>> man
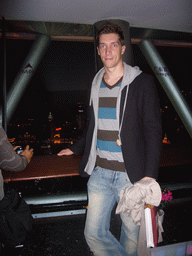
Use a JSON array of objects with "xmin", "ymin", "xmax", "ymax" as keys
[
  {"xmin": 58, "ymin": 23, "xmax": 162, "ymax": 255},
  {"xmin": 0, "ymin": 125, "xmax": 34, "ymax": 200}
]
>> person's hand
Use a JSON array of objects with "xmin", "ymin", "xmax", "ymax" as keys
[
  {"xmin": 141, "ymin": 177, "xmax": 156, "ymax": 181},
  {"xmin": 57, "ymin": 148, "xmax": 74, "ymax": 156},
  {"xmin": 13, "ymin": 146, "xmax": 21, "ymax": 151},
  {"xmin": 20, "ymin": 145, "xmax": 34, "ymax": 163}
]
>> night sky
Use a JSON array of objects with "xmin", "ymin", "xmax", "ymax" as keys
[{"xmin": 1, "ymin": 39, "xmax": 192, "ymax": 128}]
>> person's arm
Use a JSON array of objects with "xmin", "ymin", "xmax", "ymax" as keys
[
  {"xmin": 57, "ymin": 128, "xmax": 87, "ymax": 156},
  {"xmin": 0, "ymin": 126, "xmax": 33, "ymax": 171},
  {"xmin": 58, "ymin": 103, "xmax": 93, "ymax": 157},
  {"xmin": 142, "ymin": 76, "xmax": 162, "ymax": 179}
]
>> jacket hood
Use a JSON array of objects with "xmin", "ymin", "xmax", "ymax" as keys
[
  {"xmin": 121, "ymin": 63, "xmax": 142, "ymax": 90},
  {"xmin": 90, "ymin": 62, "xmax": 142, "ymax": 104}
]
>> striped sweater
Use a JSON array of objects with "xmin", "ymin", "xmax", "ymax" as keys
[
  {"xmin": 96, "ymin": 77, "xmax": 125, "ymax": 172},
  {"xmin": 0, "ymin": 126, "xmax": 28, "ymax": 200}
]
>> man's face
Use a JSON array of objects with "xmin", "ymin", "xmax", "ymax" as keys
[{"xmin": 97, "ymin": 33, "xmax": 126, "ymax": 69}]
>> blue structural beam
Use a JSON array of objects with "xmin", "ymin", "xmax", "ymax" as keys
[
  {"xmin": 139, "ymin": 40, "xmax": 192, "ymax": 138},
  {"xmin": 6, "ymin": 34, "xmax": 51, "ymax": 124}
]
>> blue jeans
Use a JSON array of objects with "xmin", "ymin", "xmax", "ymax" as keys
[{"xmin": 84, "ymin": 167, "xmax": 139, "ymax": 256}]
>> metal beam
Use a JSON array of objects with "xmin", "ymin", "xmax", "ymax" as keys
[
  {"xmin": 139, "ymin": 40, "xmax": 192, "ymax": 138},
  {"xmin": 1, "ymin": 32, "xmax": 192, "ymax": 48},
  {"xmin": 23, "ymin": 183, "xmax": 192, "ymax": 219},
  {"xmin": 24, "ymin": 192, "xmax": 88, "ymax": 219},
  {"xmin": 6, "ymin": 34, "xmax": 51, "ymax": 124},
  {"xmin": 1, "ymin": 17, "xmax": 7, "ymax": 131}
]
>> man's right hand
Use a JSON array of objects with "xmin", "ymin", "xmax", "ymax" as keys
[
  {"xmin": 57, "ymin": 148, "xmax": 74, "ymax": 156},
  {"xmin": 20, "ymin": 145, "xmax": 34, "ymax": 163}
]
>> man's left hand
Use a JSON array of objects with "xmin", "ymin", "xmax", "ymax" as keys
[{"xmin": 141, "ymin": 177, "xmax": 156, "ymax": 181}]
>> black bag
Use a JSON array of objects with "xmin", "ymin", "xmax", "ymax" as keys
[{"xmin": 0, "ymin": 189, "xmax": 34, "ymax": 247}]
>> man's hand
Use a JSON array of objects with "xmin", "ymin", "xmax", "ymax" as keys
[
  {"xmin": 141, "ymin": 177, "xmax": 156, "ymax": 181},
  {"xmin": 13, "ymin": 146, "xmax": 21, "ymax": 151},
  {"xmin": 57, "ymin": 148, "xmax": 74, "ymax": 156},
  {"xmin": 20, "ymin": 145, "xmax": 34, "ymax": 163},
  {"xmin": 142, "ymin": 177, "xmax": 156, "ymax": 209}
]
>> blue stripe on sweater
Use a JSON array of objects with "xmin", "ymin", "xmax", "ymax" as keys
[
  {"xmin": 97, "ymin": 139, "xmax": 121, "ymax": 153},
  {"xmin": 100, "ymin": 81, "xmax": 121, "ymax": 88},
  {"xmin": 98, "ymin": 107, "xmax": 116, "ymax": 119}
]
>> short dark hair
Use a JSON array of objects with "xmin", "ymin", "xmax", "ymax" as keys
[{"xmin": 96, "ymin": 22, "xmax": 125, "ymax": 46}]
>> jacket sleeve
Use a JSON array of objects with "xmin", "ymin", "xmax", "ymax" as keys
[
  {"xmin": 0, "ymin": 126, "xmax": 28, "ymax": 171},
  {"xmin": 70, "ymin": 79, "xmax": 93, "ymax": 156},
  {"xmin": 70, "ymin": 102, "xmax": 93, "ymax": 156},
  {"xmin": 142, "ymin": 76, "xmax": 162, "ymax": 179},
  {"xmin": 70, "ymin": 127, "xmax": 87, "ymax": 155}
]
